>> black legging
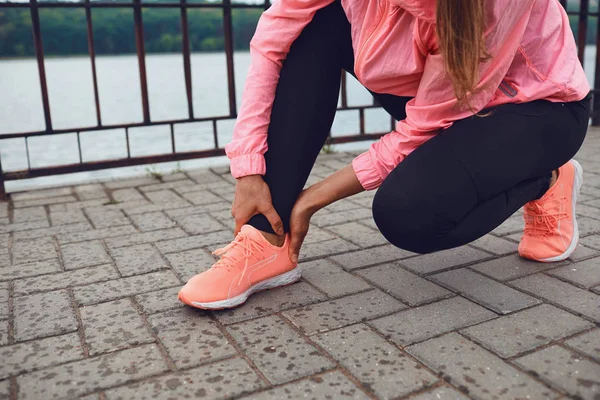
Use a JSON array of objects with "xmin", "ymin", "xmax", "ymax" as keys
[{"xmin": 248, "ymin": 1, "xmax": 590, "ymax": 254}]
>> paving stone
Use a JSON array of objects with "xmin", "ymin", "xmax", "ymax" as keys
[
  {"xmin": 57, "ymin": 225, "xmax": 137, "ymax": 244},
  {"xmin": 0, "ymin": 287, "xmax": 6, "ymax": 320},
  {"xmin": 172, "ymin": 213, "xmax": 224, "ymax": 235},
  {"xmin": 300, "ymin": 238, "xmax": 359, "ymax": 261},
  {"xmin": 61, "ymin": 240, "xmax": 111, "ymax": 270},
  {"xmin": 0, "ymin": 253, "xmax": 8, "ymax": 268},
  {"xmin": 155, "ymin": 230, "xmax": 232, "ymax": 254},
  {"xmin": 18, "ymin": 344, "xmax": 169, "ymax": 400},
  {"xmin": 400, "ymin": 246, "xmax": 490, "ymax": 275},
  {"xmin": 0, "ymin": 259, "xmax": 61, "ymax": 282},
  {"xmin": 0, "ymin": 234, "xmax": 7, "ymax": 254},
  {"xmin": 576, "ymin": 203, "xmax": 600, "ymax": 220},
  {"xmin": 110, "ymin": 244, "xmax": 168, "ymax": 276},
  {"xmin": 149, "ymin": 308, "xmax": 236, "ymax": 368},
  {"xmin": 178, "ymin": 189, "xmax": 224, "ymax": 206},
  {"xmin": 580, "ymin": 234, "xmax": 600, "ymax": 250},
  {"xmin": 165, "ymin": 248, "xmax": 216, "ymax": 281},
  {"xmin": 164, "ymin": 202, "xmax": 231, "ymax": 218},
  {"xmin": 12, "ymin": 206, "xmax": 47, "ymax": 223},
  {"xmin": 73, "ymin": 270, "xmax": 181, "ymax": 306},
  {"xmin": 460, "ymin": 304, "xmax": 593, "ymax": 358},
  {"xmin": 409, "ymin": 386, "xmax": 469, "ymax": 400},
  {"xmin": 568, "ymin": 243, "xmax": 600, "ymax": 262},
  {"xmin": 303, "ymin": 225, "xmax": 336, "ymax": 244},
  {"xmin": 12, "ymin": 222, "xmax": 92, "ymax": 241},
  {"xmin": 85, "ymin": 208, "xmax": 130, "ymax": 229},
  {"xmin": 283, "ymin": 289, "xmax": 406, "ymax": 335},
  {"xmin": 313, "ymin": 324, "xmax": 437, "ymax": 399},
  {"xmin": 113, "ymin": 201, "xmax": 158, "ymax": 215},
  {"xmin": 75, "ymin": 184, "xmax": 108, "ymax": 201},
  {"xmin": 511, "ymin": 274, "xmax": 600, "ymax": 322},
  {"xmin": 11, "ymin": 187, "xmax": 72, "ymax": 202},
  {"xmin": 327, "ymin": 222, "xmax": 388, "ymax": 248},
  {"xmin": 135, "ymin": 286, "xmax": 183, "ymax": 314},
  {"xmin": 0, "ymin": 219, "xmax": 49, "ymax": 234},
  {"xmin": 238, "ymin": 370, "xmax": 368, "ymax": 400},
  {"xmin": 142, "ymin": 189, "xmax": 190, "ymax": 209},
  {"xmin": 491, "ymin": 214, "xmax": 524, "ymax": 236},
  {"xmin": 329, "ymin": 244, "xmax": 415, "ymax": 270},
  {"xmin": 81, "ymin": 298, "xmax": 154, "ymax": 356},
  {"xmin": 322, "ymin": 199, "xmax": 363, "ymax": 213},
  {"xmin": 312, "ymin": 208, "xmax": 372, "ymax": 227},
  {"xmin": 548, "ymin": 256, "xmax": 600, "ymax": 288},
  {"xmin": 49, "ymin": 209, "xmax": 88, "ymax": 226},
  {"xmin": 300, "ymin": 259, "xmax": 372, "ymax": 298},
  {"xmin": 213, "ymin": 281, "xmax": 326, "ymax": 325},
  {"xmin": 174, "ymin": 181, "xmax": 232, "ymax": 195},
  {"xmin": 431, "ymin": 268, "xmax": 541, "ymax": 314},
  {"xmin": 470, "ymin": 234, "xmax": 517, "ymax": 256},
  {"xmin": 14, "ymin": 264, "xmax": 118, "ymax": 296},
  {"xmin": 514, "ymin": 345, "xmax": 600, "ymax": 399},
  {"xmin": 13, "ymin": 195, "xmax": 77, "ymax": 208},
  {"xmin": 0, "ymin": 203, "xmax": 6, "ymax": 219},
  {"xmin": 578, "ymin": 216, "xmax": 600, "ymax": 236},
  {"xmin": 470, "ymin": 254, "xmax": 563, "ymax": 281},
  {"xmin": 0, "ymin": 333, "xmax": 83, "ymax": 379},
  {"xmin": 564, "ymin": 329, "xmax": 600, "ymax": 362},
  {"xmin": 356, "ymin": 263, "xmax": 451, "ymax": 306},
  {"xmin": 0, "ymin": 320, "xmax": 7, "ymax": 346},
  {"xmin": 138, "ymin": 179, "xmax": 195, "ymax": 193},
  {"xmin": 105, "ymin": 228, "xmax": 187, "ymax": 249},
  {"xmin": 14, "ymin": 290, "xmax": 77, "ymax": 342},
  {"xmin": 13, "ymin": 237, "xmax": 57, "ymax": 265},
  {"xmin": 128, "ymin": 211, "xmax": 175, "ymax": 231},
  {"xmin": 49, "ymin": 198, "xmax": 107, "ymax": 212},
  {"xmin": 406, "ymin": 333, "xmax": 558, "ymax": 400},
  {"xmin": 111, "ymin": 188, "xmax": 145, "ymax": 202},
  {"xmin": 105, "ymin": 176, "xmax": 159, "ymax": 190},
  {"xmin": 369, "ymin": 296, "xmax": 496, "ymax": 346},
  {"xmin": 228, "ymin": 315, "xmax": 334, "ymax": 384},
  {"xmin": 187, "ymin": 169, "xmax": 226, "ymax": 183},
  {"xmin": 104, "ymin": 357, "xmax": 264, "ymax": 400}
]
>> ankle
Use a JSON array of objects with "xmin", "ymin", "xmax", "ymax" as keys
[
  {"xmin": 260, "ymin": 230, "xmax": 285, "ymax": 247},
  {"xmin": 549, "ymin": 169, "xmax": 559, "ymax": 189}
]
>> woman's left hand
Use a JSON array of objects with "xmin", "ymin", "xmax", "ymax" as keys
[{"xmin": 289, "ymin": 190, "xmax": 315, "ymax": 264}]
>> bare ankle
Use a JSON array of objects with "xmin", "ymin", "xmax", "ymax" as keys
[
  {"xmin": 549, "ymin": 169, "xmax": 559, "ymax": 188},
  {"xmin": 260, "ymin": 230, "xmax": 285, "ymax": 247}
]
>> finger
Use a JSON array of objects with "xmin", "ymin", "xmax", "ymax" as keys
[
  {"xmin": 233, "ymin": 208, "xmax": 255, "ymax": 236},
  {"xmin": 260, "ymin": 203, "xmax": 284, "ymax": 235},
  {"xmin": 289, "ymin": 230, "xmax": 306, "ymax": 264}
]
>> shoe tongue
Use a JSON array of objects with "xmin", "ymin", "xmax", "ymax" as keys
[{"xmin": 240, "ymin": 225, "xmax": 270, "ymax": 246}]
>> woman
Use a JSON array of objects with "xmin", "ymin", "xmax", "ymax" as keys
[{"xmin": 178, "ymin": 0, "xmax": 590, "ymax": 310}]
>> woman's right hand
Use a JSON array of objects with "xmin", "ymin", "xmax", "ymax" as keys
[{"xmin": 232, "ymin": 175, "xmax": 284, "ymax": 236}]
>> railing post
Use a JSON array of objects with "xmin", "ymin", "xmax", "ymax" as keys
[
  {"xmin": 133, "ymin": 0, "xmax": 151, "ymax": 123},
  {"xmin": 30, "ymin": 0, "xmax": 53, "ymax": 132},
  {"xmin": 0, "ymin": 154, "xmax": 6, "ymax": 201}
]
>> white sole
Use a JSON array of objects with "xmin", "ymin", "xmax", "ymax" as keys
[
  {"xmin": 191, "ymin": 267, "xmax": 302, "ymax": 310},
  {"xmin": 538, "ymin": 160, "xmax": 583, "ymax": 263}
]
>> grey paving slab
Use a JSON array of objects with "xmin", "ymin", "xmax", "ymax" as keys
[
  {"xmin": 57, "ymin": 225, "xmax": 137, "ymax": 244},
  {"xmin": 164, "ymin": 247, "xmax": 216, "ymax": 281},
  {"xmin": 302, "ymin": 225, "xmax": 336, "ymax": 244},
  {"xmin": 179, "ymin": 189, "xmax": 223, "ymax": 206},
  {"xmin": 327, "ymin": 222, "xmax": 388, "ymax": 248},
  {"xmin": 470, "ymin": 234, "xmax": 518, "ymax": 256},
  {"xmin": 0, "ymin": 320, "xmax": 7, "ymax": 346},
  {"xmin": 0, "ymin": 333, "xmax": 83, "ymax": 379},
  {"xmin": 135, "ymin": 286, "xmax": 183, "ymax": 314},
  {"xmin": 491, "ymin": 214, "xmax": 524, "ymax": 236},
  {"xmin": 431, "ymin": 268, "xmax": 541, "ymax": 314},
  {"xmin": 104, "ymin": 176, "xmax": 159, "ymax": 189},
  {"xmin": 13, "ymin": 195, "xmax": 77, "ymax": 208},
  {"xmin": 578, "ymin": 216, "xmax": 600, "ymax": 236},
  {"xmin": 12, "ymin": 222, "xmax": 92, "ymax": 241},
  {"xmin": 139, "ymin": 178, "xmax": 195, "ymax": 192},
  {"xmin": 105, "ymin": 228, "xmax": 187, "ymax": 249},
  {"xmin": 11, "ymin": 187, "xmax": 72, "ymax": 202},
  {"xmin": 299, "ymin": 238, "xmax": 359, "ymax": 261},
  {"xmin": 356, "ymin": 263, "xmax": 451, "ymax": 306},
  {"xmin": 49, "ymin": 209, "xmax": 88, "ymax": 226},
  {"xmin": 144, "ymin": 189, "xmax": 191, "ymax": 208},
  {"xmin": 470, "ymin": 253, "xmax": 564, "ymax": 281},
  {"xmin": 0, "ymin": 219, "xmax": 49, "ymax": 234},
  {"xmin": 172, "ymin": 213, "xmax": 225, "ymax": 235},
  {"xmin": 400, "ymin": 246, "xmax": 490, "ymax": 275},
  {"xmin": 580, "ymin": 233, "xmax": 600, "ymax": 250},
  {"xmin": 0, "ymin": 258, "xmax": 61, "ymax": 282},
  {"xmin": 329, "ymin": 244, "xmax": 415, "ymax": 270},
  {"xmin": 409, "ymin": 386, "xmax": 470, "ymax": 400},
  {"xmin": 313, "ymin": 324, "xmax": 437, "ymax": 399},
  {"xmin": 12, "ymin": 236, "xmax": 57, "ymax": 265},
  {"xmin": 548, "ymin": 256, "xmax": 600, "ymax": 288},
  {"xmin": 369, "ymin": 296, "xmax": 497, "ymax": 347},
  {"xmin": 75, "ymin": 184, "xmax": 107, "ymax": 201},
  {"xmin": 311, "ymin": 208, "xmax": 372, "ymax": 227},
  {"xmin": 514, "ymin": 345, "xmax": 600, "ymax": 399},
  {"xmin": 14, "ymin": 290, "xmax": 77, "ymax": 342},
  {"xmin": 406, "ymin": 333, "xmax": 559, "ymax": 400},
  {"xmin": 511, "ymin": 274, "xmax": 600, "ymax": 321},
  {"xmin": 110, "ymin": 243, "xmax": 168, "ymax": 276},
  {"xmin": 283, "ymin": 289, "xmax": 407, "ymax": 335},
  {"xmin": 49, "ymin": 198, "xmax": 107, "ymax": 212},
  {"xmin": 111, "ymin": 188, "xmax": 146, "ymax": 202},
  {"xmin": 85, "ymin": 208, "xmax": 130, "ymax": 229},
  {"xmin": 149, "ymin": 308, "xmax": 236, "ymax": 368},
  {"xmin": 322, "ymin": 198, "xmax": 363, "ymax": 213},
  {"xmin": 173, "ymin": 181, "xmax": 232, "ymax": 195},
  {"xmin": 0, "ymin": 378, "xmax": 7, "ymax": 400},
  {"xmin": 569, "ymin": 243, "xmax": 600, "ymax": 262},
  {"xmin": 12, "ymin": 206, "xmax": 47, "ymax": 223},
  {"xmin": 164, "ymin": 202, "xmax": 231, "ymax": 218},
  {"xmin": 227, "ymin": 315, "xmax": 334, "ymax": 384},
  {"xmin": 564, "ymin": 329, "xmax": 600, "ymax": 362},
  {"xmin": 61, "ymin": 240, "xmax": 111, "ymax": 270},
  {"xmin": 17, "ymin": 344, "xmax": 169, "ymax": 400},
  {"xmin": 155, "ymin": 230, "xmax": 232, "ymax": 254},
  {"xmin": 460, "ymin": 304, "xmax": 594, "ymax": 358},
  {"xmin": 128, "ymin": 211, "xmax": 176, "ymax": 231},
  {"xmin": 300, "ymin": 259, "xmax": 372, "ymax": 298}
]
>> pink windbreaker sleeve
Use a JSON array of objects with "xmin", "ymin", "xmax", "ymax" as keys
[
  {"xmin": 353, "ymin": 0, "xmax": 536, "ymax": 190},
  {"xmin": 226, "ymin": 0, "xmax": 335, "ymax": 178}
]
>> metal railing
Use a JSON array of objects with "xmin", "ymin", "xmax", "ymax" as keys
[{"xmin": 0, "ymin": 0, "xmax": 598, "ymax": 198}]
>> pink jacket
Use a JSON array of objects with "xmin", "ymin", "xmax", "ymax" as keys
[{"xmin": 226, "ymin": 0, "xmax": 590, "ymax": 190}]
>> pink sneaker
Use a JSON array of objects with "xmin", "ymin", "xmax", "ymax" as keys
[
  {"xmin": 519, "ymin": 160, "xmax": 583, "ymax": 262},
  {"xmin": 178, "ymin": 225, "xmax": 300, "ymax": 310}
]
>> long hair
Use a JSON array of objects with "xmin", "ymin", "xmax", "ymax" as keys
[{"xmin": 436, "ymin": 0, "xmax": 490, "ymax": 104}]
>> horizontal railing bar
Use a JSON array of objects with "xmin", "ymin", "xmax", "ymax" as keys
[{"xmin": 0, "ymin": 2, "xmax": 268, "ymax": 8}]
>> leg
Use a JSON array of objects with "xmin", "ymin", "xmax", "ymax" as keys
[
  {"xmin": 249, "ymin": 1, "xmax": 354, "ymax": 233},
  {"xmin": 373, "ymin": 98, "xmax": 590, "ymax": 254}
]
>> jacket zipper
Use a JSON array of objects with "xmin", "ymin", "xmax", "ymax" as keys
[{"xmin": 355, "ymin": 0, "xmax": 389, "ymax": 82}]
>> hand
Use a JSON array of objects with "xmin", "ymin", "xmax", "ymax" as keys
[
  {"xmin": 288, "ymin": 190, "xmax": 316, "ymax": 264},
  {"xmin": 232, "ymin": 175, "xmax": 284, "ymax": 236}
]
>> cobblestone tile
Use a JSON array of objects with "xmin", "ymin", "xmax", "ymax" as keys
[
  {"xmin": 510, "ymin": 274, "xmax": 600, "ymax": 322},
  {"xmin": 111, "ymin": 188, "xmax": 145, "ymax": 202},
  {"xmin": 18, "ymin": 344, "xmax": 169, "ymax": 400},
  {"xmin": 172, "ymin": 213, "xmax": 224, "ymax": 235},
  {"xmin": 491, "ymin": 214, "xmax": 524, "ymax": 236},
  {"xmin": 322, "ymin": 199, "xmax": 363, "ymax": 213},
  {"xmin": 143, "ymin": 189, "xmax": 190, "ymax": 209},
  {"xmin": 0, "ymin": 203, "xmax": 6, "ymax": 219},
  {"xmin": 110, "ymin": 244, "xmax": 167, "ymax": 276},
  {"xmin": 548, "ymin": 256, "xmax": 600, "ymax": 288},
  {"xmin": 410, "ymin": 386, "xmax": 469, "ymax": 400},
  {"xmin": 85, "ymin": 208, "xmax": 130, "ymax": 229},
  {"xmin": 0, "ymin": 219, "xmax": 49, "ymax": 234},
  {"xmin": 0, "ymin": 259, "xmax": 61, "ymax": 282},
  {"xmin": 174, "ymin": 180, "xmax": 232, "ymax": 195},
  {"xmin": 155, "ymin": 230, "xmax": 232, "ymax": 254},
  {"xmin": 312, "ymin": 208, "xmax": 372, "ymax": 227},
  {"xmin": 138, "ymin": 179, "xmax": 195, "ymax": 193},
  {"xmin": 75, "ymin": 184, "xmax": 108, "ymax": 201},
  {"xmin": 165, "ymin": 248, "xmax": 216, "ymax": 281},
  {"xmin": 128, "ymin": 211, "xmax": 175, "ymax": 231},
  {"xmin": 13, "ymin": 195, "xmax": 77, "ymax": 208},
  {"xmin": 283, "ymin": 289, "xmax": 406, "ymax": 335},
  {"xmin": 406, "ymin": 333, "xmax": 558, "ymax": 400},
  {"xmin": 213, "ymin": 281, "xmax": 326, "ymax": 325},
  {"xmin": 164, "ymin": 202, "xmax": 231, "ymax": 218},
  {"xmin": 57, "ymin": 225, "xmax": 137, "ymax": 244},
  {"xmin": 313, "ymin": 324, "xmax": 437, "ymax": 398},
  {"xmin": 329, "ymin": 244, "xmax": 415, "ymax": 270},
  {"xmin": 73, "ymin": 270, "xmax": 181, "ymax": 306},
  {"xmin": 49, "ymin": 199, "xmax": 107, "ymax": 212},
  {"xmin": 303, "ymin": 226, "xmax": 336, "ymax": 244},
  {"xmin": 14, "ymin": 264, "xmax": 118, "ymax": 296},
  {"xmin": 179, "ymin": 190, "xmax": 223, "ymax": 206},
  {"xmin": 105, "ymin": 228, "xmax": 187, "ymax": 249},
  {"xmin": 0, "ymin": 253, "xmax": 7, "ymax": 268},
  {"xmin": 460, "ymin": 304, "xmax": 593, "ymax": 358},
  {"xmin": 14, "ymin": 290, "xmax": 77, "ymax": 342},
  {"xmin": 514, "ymin": 345, "xmax": 600, "ymax": 399},
  {"xmin": 400, "ymin": 246, "xmax": 490, "ymax": 275},
  {"xmin": 61, "ymin": 240, "xmax": 111, "ymax": 270},
  {"xmin": 13, "ymin": 236, "xmax": 57, "ymax": 265},
  {"xmin": 300, "ymin": 238, "xmax": 359, "ymax": 261},
  {"xmin": 104, "ymin": 176, "xmax": 159, "ymax": 189},
  {"xmin": 238, "ymin": 371, "xmax": 368, "ymax": 400},
  {"xmin": 187, "ymin": 169, "xmax": 226, "ymax": 183},
  {"xmin": 327, "ymin": 222, "xmax": 388, "ymax": 248},
  {"xmin": 580, "ymin": 234, "xmax": 600, "ymax": 250},
  {"xmin": 49, "ymin": 209, "xmax": 87, "ymax": 226},
  {"xmin": 0, "ymin": 234, "xmax": 7, "ymax": 254},
  {"xmin": 576, "ymin": 203, "xmax": 600, "ymax": 220},
  {"xmin": 228, "ymin": 315, "xmax": 334, "ymax": 384},
  {"xmin": 12, "ymin": 206, "xmax": 47, "ymax": 223},
  {"xmin": 356, "ymin": 263, "xmax": 451, "ymax": 306},
  {"xmin": 0, "ymin": 286, "xmax": 6, "ymax": 320},
  {"xmin": 149, "ymin": 308, "xmax": 236, "ymax": 368},
  {"xmin": 369, "ymin": 296, "xmax": 496, "ymax": 347},
  {"xmin": 13, "ymin": 222, "xmax": 92, "ymax": 241},
  {"xmin": 0, "ymin": 320, "xmax": 7, "ymax": 346},
  {"xmin": 0, "ymin": 333, "xmax": 83, "ymax": 379},
  {"xmin": 578, "ymin": 216, "xmax": 600, "ymax": 237},
  {"xmin": 81, "ymin": 298, "xmax": 154, "ymax": 356},
  {"xmin": 104, "ymin": 357, "xmax": 264, "ymax": 400},
  {"xmin": 135, "ymin": 286, "xmax": 183, "ymax": 314},
  {"xmin": 470, "ymin": 254, "xmax": 563, "ymax": 281},
  {"xmin": 300, "ymin": 259, "xmax": 372, "ymax": 298},
  {"xmin": 564, "ymin": 329, "xmax": 600, "ymax": 362},
  {"xmin": 569, "ymin": 243, "xmax": 600, "ymax": 262},
  {"xmin": 470, "ymin": 234, "xmax": 517, "ymax": 256},
  {"xmin": 431, "ymin": 268, "xmax": 540, "ymax": 314},
  {"xmin": 11, "ymin": 187, "xmax": 72, "ymax": 202}
]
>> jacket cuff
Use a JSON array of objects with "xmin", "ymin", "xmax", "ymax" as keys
[
  {"xmin": 352, "ymin": 151, "xmax": 384, "ymax": 191},
  {"xmin": 229, "ymin": 154, "xmax": 267, "ymax": 179}
]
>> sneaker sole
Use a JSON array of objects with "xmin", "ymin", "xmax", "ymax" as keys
[
  {"xmin": 188, "ymin": 267, "xmax": 302, "ymax": 310},
  {"xmin": 538, "ymin": 159, "xmax": 583, "ymax": 263}
]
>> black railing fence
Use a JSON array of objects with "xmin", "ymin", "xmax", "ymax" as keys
[{"xmin": 0, "ymin": 0, "xmax": 598, "ymax": 198}]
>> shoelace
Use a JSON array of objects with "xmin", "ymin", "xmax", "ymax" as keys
[
  {"xmin": 523, "ymin": 193, "xmax": 569, "ymax": 237},
  {"xmin": 212, "ymin": 232, "xmax": 267, "ymax": 286}
]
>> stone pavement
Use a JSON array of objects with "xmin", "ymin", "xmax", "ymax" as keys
[{"xmin": 1, "ymin": 131, "xmax": 600, "ymax": 400}]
